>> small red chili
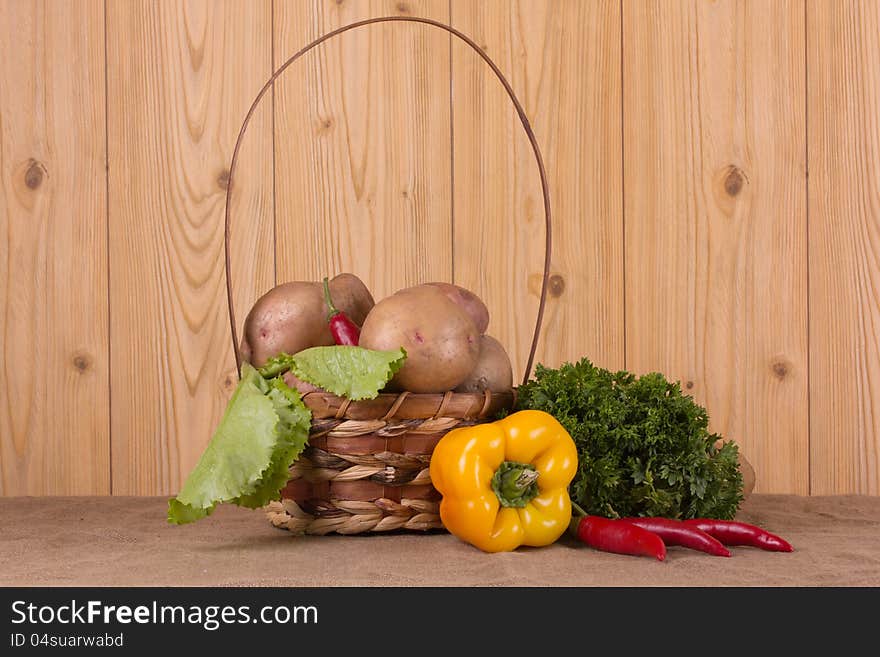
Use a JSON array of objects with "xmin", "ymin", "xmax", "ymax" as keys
[
  {"xmin": 323, "ymin": 276, "xmax": 361, "ymax": 346},
  {"xmin": 620, "ymin": 517, "xmax": 730, "ymax": 557},
  {"xmin": 570, "ymin": 513, "xmax": 666, "ymax": 561},
  {"xmin": 683, "ymin": 519, "xmax": 793, "ymax": 552}
]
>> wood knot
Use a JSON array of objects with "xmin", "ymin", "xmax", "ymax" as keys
[
  {"xmin": 25, "ymin": 159, "xmax": 46, "ymax": 189},
  {"xmin": 72, "ymin": 353, "xmax": 92, "ymax": 372},
  {"xmin": 396, "ymin": 2, "xmax": 410, "ymax": 13},
  {"xmin": 723, "ymin": 166, "xmax": 746, "ymax": 197},
  {"xmin": 548, "ymin": 274, "xmax": 565, "ymax": 297},
  {"xmin": 685, "ymin": 380, "xmax": 694, "ymax": 390},
  {"xmin": 317, "ymin": 117, "xmax": 334, "ymax": 134},
  {"xmin": 221, "ymin": 368, "xmax": 238, "ymax": 391},
  {"xmin": 771, "ymin": 360, "xmax": 789, "ymax": 380},
  {"xmin": 216, "ymin": 170, "xmax": 230, "ymax": 190}
]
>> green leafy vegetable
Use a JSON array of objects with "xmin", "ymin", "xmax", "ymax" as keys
[
  {"xmin": 514, "ymin": 358, "xmax": 743, "ymax": 520},
  {"xmin": 232, "ymin": 376, "xmax": 311, "ymax": 509},
  {"xmin": 167, "ymin": 364, "xmax": 309, "ymax": 524},
  {"xmin": 168, "ymin": 346, "xmax": 406, "ymax": 525},
  {"xmin": 259, "ymin": 346, "xmax": 406, "ymax": 401},
  {"xmin": 257, "ymin": 353, "xmax": 295, "ymax": 379}
]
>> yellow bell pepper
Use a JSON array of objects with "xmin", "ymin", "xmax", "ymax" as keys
[{"xmin": 429, "ymin": 409, "xmax": 578, "ymax": 553}]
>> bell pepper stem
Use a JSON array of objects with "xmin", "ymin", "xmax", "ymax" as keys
[
  {"xmin": 515, "ymin": 468, "xmax": 540, "ymax": 489},
  {"xmin": 491, "ymin": 461, "xmax": 540, "ymax": 508}
]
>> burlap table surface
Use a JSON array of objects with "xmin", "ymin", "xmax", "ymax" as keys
[{"xmin": 2, "ymin": 494, "xmax": 877, "ymax": 587}]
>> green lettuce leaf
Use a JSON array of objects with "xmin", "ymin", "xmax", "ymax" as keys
[
  {"xmin": 257, "ymin": 353, "xmax": 294, "ymax": 379},
  {"xmin": 259, "ymin": 346, "xmax": 406, "ymax": 401},
  {"xmin": 233, "ymin": 376, "xmax": 310, "ymax": 509},
  {"xmin": 287, "ymin": 346, "xmax": 406, "ymax": 400},
  {"xmin": 168, "ymin": 346, "xmax": 405, "ymax": 525},
  {"xmin": 167, "ymin": 363, "xmax": 310, "ymax": 524}
]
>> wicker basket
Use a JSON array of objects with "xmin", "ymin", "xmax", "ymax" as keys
[{"xmin": 221, "ymin": 17, "xmax": 552, "ymax": 535}]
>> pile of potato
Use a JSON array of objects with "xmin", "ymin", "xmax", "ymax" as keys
[{"xmin": 241, "ymin": 274, "xmax": 514, "ymax": 395}]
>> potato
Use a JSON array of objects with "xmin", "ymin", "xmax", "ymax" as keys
[
  {"xmin": 359, "ymin": 285, "xmax": 480, "ymax": 393},
  {"xmin": 423, "ymin": 282, "xmax": 489, "ymax": 334},
  {"xmin": 283, "ymin": 371, "xmax": 323, "ymax": 395},
  {"xmin": 241, "ymin": 273, "xmax": 374, "ymax": 367},
  {"xmin": 454, "ymin": 335, "xmax": 513, "ymax": 393},
  {"xmin": 241, "ymin": 282, "xmax": 332, "ymax": 367},
  {"xmin": 740, "ymin": 452, "xmax": 756, "ymax": 499},
  {"xmin": 327, "ymin": 273, "xmax": 375, "ymax": 327},
  {"xmin": 239, "ymin": 337, "xmax": 253, "ymax": 364},
  {"xmin": 713, "ymin": 441, "xmax": 756, "ymax": 500}
]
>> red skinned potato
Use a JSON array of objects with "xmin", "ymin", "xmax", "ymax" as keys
[
  {"xmin": 239, "ymin": 337, "xmax": 253, "ymax": 365},
  {"xmin": 325, "ymin": 273, "xmax": 375, "ymax": 327},
  {"xmin": 714, "ymin": 439, "xmax": 756, "ymax": 500},
  {"xmin": 241, "ymin": 281, "xmax": 330, "ymax": 368},
  {"xmin": 454, "ymin": 335, "xmax": 513, "ymax": 393},
  {"xmin": 282, "ymin": 371, "xmax": 323, "ymax": 395},
  {"xmin": 241, "ymin": 274, "xmax": 374, "ymax": 367},
  {"xmin": 359, "ymin": 286, "xmax": 480, "ymax": 393},
  {"xmin": 423, "ymin": 282, "xmax": 489, "ymax": 334},
  {"xmin": 740, "ymin": 452, "xmax": 756, "ymax": 499}
]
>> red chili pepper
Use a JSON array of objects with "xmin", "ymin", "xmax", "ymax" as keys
[
  {"xmin": 570, "ymin": 514, "xmax": 666, "ymax": 561},
  {"xmin": 683, "ymin": 519, "xmax": 793, "ymax": 552},
  {"xmin": 620, "ymin": 517, "xmax": 730, "ymax": 557},
  {"xmin": 323, "ymin": 276, "xmax": 360, "ymax": 346}
]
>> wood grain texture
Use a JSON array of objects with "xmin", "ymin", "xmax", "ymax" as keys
[
  {"xmin": 451, "ymin": 0, "xmax": 623, "ymax": 384},
  {"xmin": 273, "ymin": 0, "xmax": 452, "ymax": 302},
  {"xmin": 624, "ymin": 0, "xmax": 808, "ymax": 493},
  {"xmin": 0, "ymin": 0, "xmax": 109, "ymax": 494},
  {"xmin": 107, "ymin": 1, "xmax": 274, "ymax": 495},
  {"xmin": 808, "ymin": 0, "xmax": 880, "ymax": 494},
  {"xmin": 5, "ymin": 0, "xmax": 880, "ymax": 497}
]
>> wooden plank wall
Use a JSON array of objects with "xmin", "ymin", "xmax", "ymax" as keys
[
  {"xmin": 0, "ymin": 0, "xmax": 109, "ymax": 494},
  {"xmin": 273, "ymin": 0, "xmax": 453, "ymax": 300},
  {"xmin": 1, "ymin": 0, "xmax": 878, "ymax": 496},
  {"xmin": 106, "ymin": 0, "xmax": 275, "ymax": 495},
  {"xmin": 624, "ymin": 1, "xmax": 809, "ymax": 494},
  {"xmin": 808, "ymin": 0, "xmax": 880, "ymax": 494}
]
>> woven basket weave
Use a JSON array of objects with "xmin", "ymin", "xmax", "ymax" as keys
[{"xmin": 222, "ymin": 17, "xmax": 552, "ymax": 535}]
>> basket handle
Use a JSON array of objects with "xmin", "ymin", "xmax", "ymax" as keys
[{"xmin": 224, "ymin": 16, "xmax": 552, "ymax": 386}]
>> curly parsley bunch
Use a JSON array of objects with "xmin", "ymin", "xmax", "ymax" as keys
[{"xmin": 515, "ymin": 358, "xmax": 743, "ymax": 519}]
